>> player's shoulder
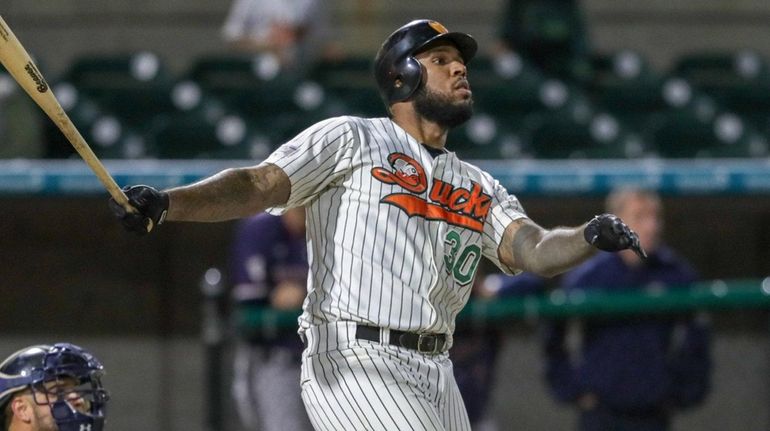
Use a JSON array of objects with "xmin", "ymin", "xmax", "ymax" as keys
[
  {"xmin": 321, "ymin": 115, "xmax": 392, "ymax": 130},
  {"xmin": 298, "ymin": 115, "xmax": 377, "ymax": 138}
]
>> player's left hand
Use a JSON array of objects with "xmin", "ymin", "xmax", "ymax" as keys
[
  {"xmin": 584, "ymin": 213, "xmax": 647, "ymax": 259},
  {"xmin": 109, "ymin": 185, "xmax": 169, "ymax": 235}
]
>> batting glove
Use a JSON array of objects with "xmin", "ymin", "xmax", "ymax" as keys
[
  {"xmin": 109, "ymin": 185, "xmax": 169, "ymax": 235},
  {"xmin": 584, "ymin": 213, "xmax": 647, "ymax": 259}
]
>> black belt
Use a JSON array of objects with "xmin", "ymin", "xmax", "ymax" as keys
[{"xmin": 355, "ymin": 325, "xmax": 447, "ymax": 355}]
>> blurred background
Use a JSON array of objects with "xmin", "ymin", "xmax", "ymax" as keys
[{"xmin": 0, "ymin": 0, "xmax": 769, "ymax": 430}]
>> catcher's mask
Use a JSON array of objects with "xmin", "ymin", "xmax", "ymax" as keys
[
  {"xmin": 374, "ymin": 19, "xmax": 477, "ymax": 106},
  {"xmin": 0, "ymin": 343, "xmax": 109, "ymax": 431}
]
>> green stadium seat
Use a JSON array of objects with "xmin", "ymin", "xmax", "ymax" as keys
[
  {"xmin": 0, "ymin": 66, "xmax": 45, "ymax": 158},
  {"xmin": 673, "ymin": 51, "xmax": 770, "ymax": 129},
  {"xmin": 521, "ymin": 110, "xmax": 637, "ymax": 159},
  {"xmin": 149, "ymin": 112, "xmax": 253, "ymax": 159},
  {"xmin": 645, "ymin": 108, "xmax": 767, "ymax": 158},
  {"xmin": 43, "ymin": 83, "xmax": 103, "ymax": 158},
  {"xmin": 309, "ymin": 55, "xmax": 386, "ymax": 117},
  {"xmin": 188, "ymin": 54, "xmax": 356, "ymax": 139},
  {"xmin": 584, "ymin": 51, "xmax": 668, "ymax": 132},
  {"xmin": 61, "ymin": 51, "xmax": 176, "ymax": 129},
  {"xmin": 471, "ymin": 53, "xmax": 549, "ymax": 123},
  {"xmin": 448, "ymin": 113, "xmax": 531, "ymax": 160},
  {"xmin": 44, "ymin": 89, "xmax": 152, "ymax": 159}
]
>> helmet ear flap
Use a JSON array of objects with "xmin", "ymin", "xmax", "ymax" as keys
[{"xmin": 390, "ymin": 56, "xmax": 423, "ymax": 103}]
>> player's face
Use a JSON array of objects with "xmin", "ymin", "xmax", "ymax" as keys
[
  {"xmin": 13, "ymin": 391, "xmax": 58, "ymax": 431},
  {"xmin": 617, "ymin": 194, "xmax": 663, "ymax": 253},
  {"xmin": 24, "ymin": 378, "xmax": 91, "ymax": 430},
  {"xmin": 412, "ymin": 42, "xmax": 473, "ymax": 128}
]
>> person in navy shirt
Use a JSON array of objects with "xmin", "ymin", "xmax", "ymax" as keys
[
  {"xmin": 229, "ymin": 207, "xmax": 313, "ymax": 431},
  {"xmin": 543, "ymin": 188, "xmax": 712, "ymax": 431}
]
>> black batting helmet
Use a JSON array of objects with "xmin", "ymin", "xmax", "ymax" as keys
[{"xmin": 374, "ymin": 19, "xmax": 477, "ymax": 105}]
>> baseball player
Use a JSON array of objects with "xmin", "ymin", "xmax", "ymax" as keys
[
  {"xmin": 111, "ymin": 19, "xmax": 645, "ymax": 431},
  {"xmin": 0, "ymin": 343, "xmax": 109, "ymax": 431}
]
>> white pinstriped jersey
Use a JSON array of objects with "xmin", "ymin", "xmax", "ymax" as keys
[{"xmin": 264, "ymin": 116, "xmax": 527, "ymax": 341}]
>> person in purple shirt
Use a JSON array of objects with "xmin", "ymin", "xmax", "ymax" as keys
[
  {"xmin": 229, "ymin": 207, "xmax": 313, "ymax": 431},
  {"xmin": 544, "ymin": 188, "xmax": 712, "ymax": 431}
]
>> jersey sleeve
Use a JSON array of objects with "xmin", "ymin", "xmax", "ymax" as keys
[
  {"xmin": 262, "ymin": 116, "xmax": 358, "ymax": 214},
  {"xmin": 481, "ymin": 179, "xmax": 528, "ymax": 275}
]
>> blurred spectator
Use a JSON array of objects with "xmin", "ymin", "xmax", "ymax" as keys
[
  {"xmin": 221, "ymin": 0, "xmax": 340, "ymax": 73},
  {"xmin": 229, "ymin": 207, "xmax": 313, "ymax": 431},
  {"xmin": 493, "ymin": 0, "xmax": 591, "ymax": 80},
  {"xmin": 543, "ymin": 188, "xmax": 712, "ymax": 431},
  {"xmin": 453, "ymin": 268, "xmax": 550, "ymax": 431}
]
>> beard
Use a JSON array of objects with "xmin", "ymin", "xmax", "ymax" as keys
[{"xmin": 412, "ymin": 84, "xmax": 473, "ymax": 129}]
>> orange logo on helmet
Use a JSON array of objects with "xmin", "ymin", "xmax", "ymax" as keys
[{"xmin": 428, "ymin": 21, "xmax": 448, "ymax": 34}]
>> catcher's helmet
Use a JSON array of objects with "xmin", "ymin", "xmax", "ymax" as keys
[
  {"xmin": 374, "ymin": 19, "xmax": 477, "ymax": 105},
  {"xmin": 0, "ymin": 343, "xmax": 109, "ymax": 431}
]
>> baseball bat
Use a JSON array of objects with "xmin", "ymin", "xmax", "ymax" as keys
[{"xmin": 0, "ymin": 15, "xmax": 137, "ymax": 215}]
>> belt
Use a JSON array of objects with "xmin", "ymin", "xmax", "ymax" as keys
[{"xmin": 355, "ymin": 325, "xmax": 447, "ymax": 355}]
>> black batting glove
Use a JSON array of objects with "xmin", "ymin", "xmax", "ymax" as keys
[
  {"xmin": 584, "ymin": 213, "xmax": 647, "ymax": 259},
  {"xmin": 109, "ymin": 185, "xmax": 169, "ymax": 235}
]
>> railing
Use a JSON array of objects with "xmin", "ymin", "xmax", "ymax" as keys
[
  {"xmin": 234, "ymin": 278, "xmax": 770, "ymax": 334},
  {"xmin": 3, "ymin": 158, "xmax": 770, "ymax": 196}
]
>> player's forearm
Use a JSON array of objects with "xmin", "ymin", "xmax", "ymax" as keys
[
  {"xmin": 503, "ymin": 220, "xmax": 596, "ymax": 277},
  {"xmin": 165, "ymin": 164, "xmax": 290, "ymax": 222},
  {"xmin": 525, "ymin": 224, "xmax": 596, "ymax": 277}
]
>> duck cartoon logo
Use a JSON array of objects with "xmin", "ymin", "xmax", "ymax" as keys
[{"xmin": 371, "ymin": 152, "xmax": 491, "ymax": 232}]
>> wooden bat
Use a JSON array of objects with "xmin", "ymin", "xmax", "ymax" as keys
[{"xmin": 0, "ymin": 14, "xmax": 138, "ymax": 215}]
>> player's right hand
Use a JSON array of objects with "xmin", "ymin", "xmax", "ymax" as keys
[
  {"xmin": 584, "ymin": 213, "xmax": 647, "ymax": 259},
  {"xmin": 109, "ymin": 185, "xmax": 169, "ymax": 235}
]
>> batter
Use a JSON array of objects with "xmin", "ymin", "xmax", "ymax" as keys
[{"xmin": 111, "ymin": 19, "xmax": 645, "ymax": 431}]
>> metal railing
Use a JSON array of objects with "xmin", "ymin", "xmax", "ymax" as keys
[{"xmin": 233, "ymin": 278, "xmax": 770, "ymax": 334}]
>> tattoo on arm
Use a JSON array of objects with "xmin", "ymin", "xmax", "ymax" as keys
[
  {"xmin": 503, "ymin": 218, "xmax": 595, "ymax": 277},
  {"xmin": 166, "ymin": 163, "xmax": 291, "ymax": 222},
  {"xmin": 511, "ymin": 221, "xmax": 543, "ymax": 270}
]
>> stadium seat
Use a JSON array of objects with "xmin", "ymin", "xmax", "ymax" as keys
[
  {"xmin": 149, "ymin": 78, "xmax": 300, "ymax": 159},
  {"xmin": 0, "ymin": 66, "xmax": 45, "ymax": 158},
  {"xmin": 188, "ymin": 54, "xmax": 352, "ymax": 140},
  {"xmin": 149, "ymin": 112, "xmax": 254, "ymax": 159},
  {"xmin": 309, "ymin": 55, "xmax": 386, "ymax": 117},
  {"xmin": 187, "ymin": 53, "xmax": 302, "ymax": 101},
  {"xmin": 61, "ymin": 51, "xmax": 176, "ymax": 129},
  {"xmin": 672, "ymin": 51, "xmax": 770, "ymax": 129},
  {"xmin": 448, "ymin": 113, "xmax": 531, "ymax": 160},
  {"xmin": 520, "ymin": 109, "xmax": 638, "ymax": 159},
  {"xmin": 583, "ymin": 51, "xmax": 668, "ymax": 133},
  {"xmin": 645, "ymin": 108, "xmax": 767, "ymax": 158},
  {"xmin": 471, "ymin": 53, "xmax": 550, "ymax": 124}
]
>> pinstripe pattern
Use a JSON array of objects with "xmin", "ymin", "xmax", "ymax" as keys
[
  {"xmin": 263, "ymin": 115, "xmax": 528, "ymax": 429},
  {"xmin": 300, "ymin": 322, "xmax": 471, "ymax": 431},
  {"xmin": 265, "ymin": 116, "xmax": 527, "ymax": 338}
]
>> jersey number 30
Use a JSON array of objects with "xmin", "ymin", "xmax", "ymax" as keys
[{"xmin": 443, "ymin": 231, "xmax": 482, "ymax": 286}]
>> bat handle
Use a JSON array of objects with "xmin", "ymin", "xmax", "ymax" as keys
[
  {"xmin": 110, "ymin": 186, "xmax": 156, "ymax": 232},
  {"xmin": 110, "ymin": 186, "xmax": 136, "ymax": 213}
]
